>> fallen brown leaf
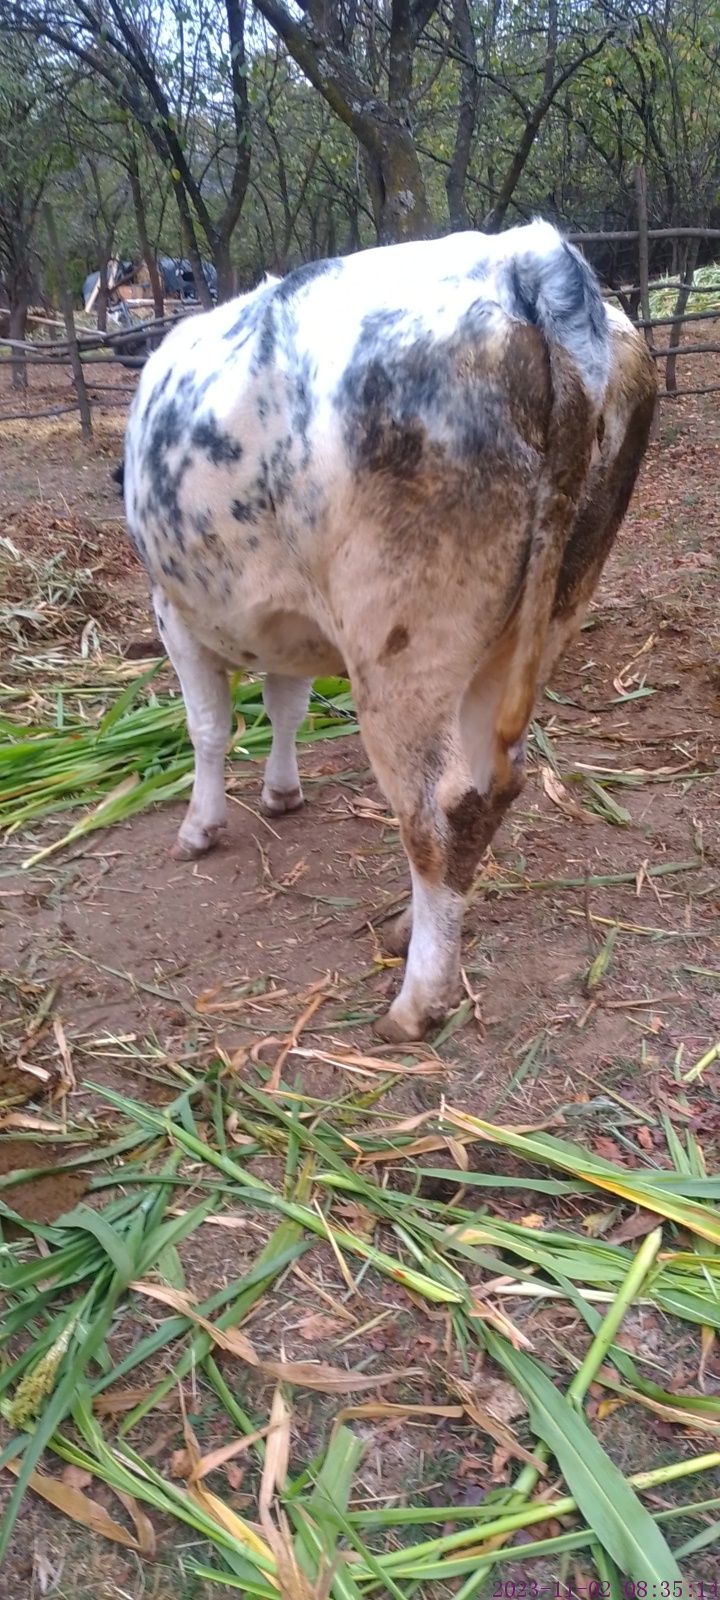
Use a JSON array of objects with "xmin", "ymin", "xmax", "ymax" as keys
[
  {"xmin": 295, "ymin": 1312, "xmax": 349, "ymax": 1342},
  {"xmin": 449, "ymin": 1375, "xmax": 541, "ymax": 1472},
  {"xmin": 93, "ymin": 1385, "xmax": 168, "ymax": 1416},
  {"xmin": 608, "ymin": 1208, "xmax": 661, "ymax": 1244},
  {"xmin": 131, "ymin": 1281, "xmax": 417, "ymax": 1391},
  {"xmin": 490, "ymin": 1445, "xmax": 512, "ymax": 1481},
  {"xmin": 335, "ymin": 1401, "xmax": 463, "ymax": 1427},
  {"xmin": 3, "ymin": 1460, "xmax": 139, "ymax": 1549},
  {"xmin": 260, "ymin": 1507, "xmax": 324, "ymax": 1600},
  {"xmin": 541, "ymin": 765, "xmax": 596, "ymax": 823},
  {"xmin": 192, "ymin": 1429, "xmax": 269, "ymax": 1485},
  {"xmin": 52, "ymin": 1016, "xmax": 76, "ymax": 1093},
  {"xmin": 169, "ymin": 1448, "xmax": 193, "ymax": 1479},
  {"xmin": 290, "ymin": 1044, "xmax": 444, "ymax": 1079},
  {"xmin": 469, "ymin": 1293, "xmax": 534, "ymax": 1352},
  {"xmin": 186, "ymin": 1481, "xmax": 276, "ymax": 1571},
  {"xmin": 593, "ymin": 1136, "xmax": 626, "ymax": 1163},
  {"xmin": 113, "ymin": 1488, "xmax": 156, "ymax": 1556},
  {"xmin": 0, "ymin": 1112, "xmax": 61, "ymax": 1132}
]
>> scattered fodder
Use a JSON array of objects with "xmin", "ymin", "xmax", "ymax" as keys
[
  {"xmin": 0, "ymin": 510, "xmax": 128, "ymax": 650},
  {"xmin": 2, "ymin": 1069, "xmax": 720, "ymax": 1591},
  {"xmin": 0, "ymin": 670, "xmax": 357, "ymax": 864},
  {"xmin": 649, "ymin": 263, "xmax": 720, "ymax": 317}
]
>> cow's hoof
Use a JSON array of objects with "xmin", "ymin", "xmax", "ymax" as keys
[
  {"xmin": 375, "ymin": 1004, "xmax": 431, "ymax": 1044},
  {"xmin": 382, "ymin": 908, "xmax": 412, "ymax": 957},
  {"xmin": 259, "ymin": 786, "xmax": 304, "ymax": 817},
  {"xmin": 170, "ymin": 823, "xmax": 225, "ymax": 860}
]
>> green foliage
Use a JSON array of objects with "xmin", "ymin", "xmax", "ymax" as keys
[
  {"xmin": 0, "ymin": 34, "xmax": 72, "ymax": 301},
  {"xmin": 1, "ymin": 2, "xmax": 718, "ymax": 295}
]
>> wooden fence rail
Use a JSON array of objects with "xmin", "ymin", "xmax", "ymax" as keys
[
  {"xmin": 569, "ymin": 227, "xmax": 720, "ymax": 243},
  {"xmin": 0, "ymin": 348, "xmax": 149, "ymax": 367},
  {"xmin": 636, "ymin": 307, "xmax": 720, "ymax": 329}
]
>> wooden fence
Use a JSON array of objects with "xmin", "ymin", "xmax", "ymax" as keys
[
  {"xmin": 0, "ymin": 303, "xmax": 197, "ymax": 433},
  {"xmin": 2, "ymin": 192, "xmax": 719, "ymax": 432}
]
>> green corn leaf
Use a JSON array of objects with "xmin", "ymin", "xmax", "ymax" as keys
[
  {"xmin": 55, "ymin": 1204, "xmax": 135, "ymax": 1283},
  {"xmin": 294, "ymin": 1424, "xmax": 364, "ymax": 1585},
  {"xmin": 486, "ymin": 1336, "xmax": 684, "ymax": 1586},
  {"xmin": 98, "ymin": 658, "xmax": 163, "ymax": 735}
]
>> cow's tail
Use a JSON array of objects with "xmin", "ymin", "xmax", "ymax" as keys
[
  {"xmin": 507, "ymin": 226, "xmax": 610, "ymax": 404},
  {"xmin": 489, "ymin": 229, "xmax": 610, "ymax": 784}
]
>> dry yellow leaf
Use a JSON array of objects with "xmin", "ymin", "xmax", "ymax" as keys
[
  {"xmin": 187, "ymin": 1481, "xmax": 277, "ymax": 1576},
  {"xmin": 191, "ymin": 1427, "xmax": 269, "ymax": 1484},
  {"xmin": 4, "ymin": 1460, "xmax": 139, "ymax": 1549},
  {"xmin": 540, "ymin": 764, "xmax": 595, "ymax": 823},
  {"xmin": 259, "ymin": 1388, "xmax": 291, "ymax": 1520},
  {"xmin": 113, "ymin": 1488, "xmax": 156, "ymax": 1556}
]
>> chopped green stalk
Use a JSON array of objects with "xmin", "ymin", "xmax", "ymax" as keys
[{"xmin": 567, "ymin": 1227, "xmax": 663, "ymax": 1408}]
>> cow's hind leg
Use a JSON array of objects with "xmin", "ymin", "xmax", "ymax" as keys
[
  {"xmin": 373, "ymin": 651, "xmax": 530, "ymax": 1024},
  {"xmin": 357, "ymin": 652, "xmax": 529, "ymax": 1042},
  {"xmin": 260, "ymin": 675, "xmax": 312, "ymax": 816},
  {"xmin": 153, "ymin": 591, "xmax": 231, "ymax": 860}
]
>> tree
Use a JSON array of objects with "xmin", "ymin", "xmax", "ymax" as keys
[
  {"xmin": 55, "ymin": 76, "xmax": 171, "ymax": 316},
  {"xmin": 252, "ymin": 0, "xmax": 440, "ymax": 243},
  {"xmin": 0, "ymin": 36, "xmax": 66, "ymax": 385},
  {"xmin": 8, "ymin": 0, "xmax": 253, "ymax": 300},
  {"xmin": 2, "ymin": 0, "xmax": 719, "ymax": 319},
  {"xmin": 126, "ymin": 137, "xmax": 166, "ymax": 318}
]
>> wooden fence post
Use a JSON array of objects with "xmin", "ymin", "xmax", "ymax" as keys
[
  {"xmin": 43, "ymin": 203, "xmax": 93, "ymax": 440},
  {"xmin": 634, "ymin": 165, "xmax": 653, "ymax": 347}
]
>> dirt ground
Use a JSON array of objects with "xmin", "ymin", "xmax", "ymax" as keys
[{"xmin": 1, "ymin": 355, "xmax": 720, "ymax": 1596}]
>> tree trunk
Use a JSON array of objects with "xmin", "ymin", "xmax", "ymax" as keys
[
  {"xmin": 483, "ymin": 26, "xmax": 611, "ymax": 232},
  {"xmin": 376, "ymin": 132, "xmax": 433, "ymax": 243},
  {"xmin": 252, "ymin": 0, "xmax": 434, "ymax": 245},
  {"xmin": 446, "ymin": 0, "xmax": 477, "ymax": 229},
  {"xmin": 483, "ymin": 115, "xmax": 545, "ymax": 231},
  {"xmin": 388, "ymin": 0, "xmax": 413, "ymax": 117},
  {"xmin": 213, "ymin": 238, "xmax": 236, "ymax": 302},
  {"xmin": 665, "ymin": 240, "xmax": 699, "ymax": 394},
  {"xmin": 9, "ymin": 299, "xmax": 29, "ymax": 391},
  {"xmin": 44, "ymin": 202, "xmax": 93, "ymax": 440},
  {"xmin": 147, "ymin": 256, "xmax": 165, "ymax": 322},
  {"xmin": 326, "ymin": 196, "xmax": 337, "ymax": 257},
  {"xmin": 346, "ymin": 199, "xmax": 362, "ymax": 253},
  {"xmin": 128, "ymin": 146, "xmax": 165, "ymax": 318},
  {"xmin": 173, "ymin": 179, "xmax": 213, "ymax": 308},
  {"xmin": 634, "ymin": 162, "xmax": 652, "ymax": 339},
  {"xmin": 308, "ymin": 204, "xmax": 319, "ymax": 258},
  {"xmin": 96, "ymin": 257, "xmax": 109, "ymax": 333}
]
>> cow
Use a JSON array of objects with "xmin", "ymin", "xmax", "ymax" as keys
[{"xmin": 121, "ymin": 221, "xmax": 657, "ymax": 1042}]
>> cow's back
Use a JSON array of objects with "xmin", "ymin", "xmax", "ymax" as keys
[{"xmin": 123, "ymin": 223, "xmax": 612, "ymax": 672}]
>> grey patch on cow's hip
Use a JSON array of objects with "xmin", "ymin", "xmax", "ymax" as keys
[{"xmin": 191, "ymin": 414, "xmax": 243, "ymax": 465}]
